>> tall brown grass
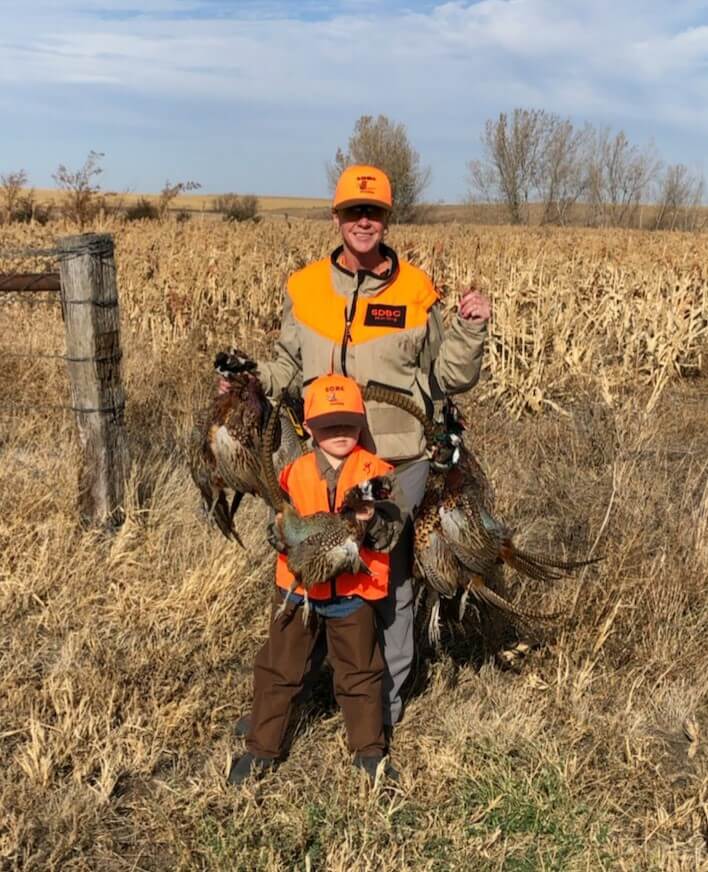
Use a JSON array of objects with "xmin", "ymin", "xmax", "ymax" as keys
[{"xmin": 1, "ymin": 219, "xmax": 706, "ymax": 870}]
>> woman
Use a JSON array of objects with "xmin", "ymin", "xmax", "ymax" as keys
[{"xmin": 240, "ymin": 164, "xmax": 490, "ymax": 739}]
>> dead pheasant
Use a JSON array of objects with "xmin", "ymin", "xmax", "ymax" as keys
[
  {"xmin": 189, "ymin": 348, "xmax": 302, "ymax": 545},
  {"xmin": 371, "ymin": 392, "xmax": 599, "ymax": 643},
  {"xmin": 273, "ymin": 501, "xmax": 371, "ymax": 622}
]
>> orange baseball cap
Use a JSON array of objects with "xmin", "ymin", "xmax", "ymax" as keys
[
  {"xmin": 304, "ymin": 374, "xmax": 366, "ymax": 429},
  {"xmin": 333, "ymin": 164, "xmax": 393, "ymax": 211}
]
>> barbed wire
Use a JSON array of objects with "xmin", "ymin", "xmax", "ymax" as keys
[
  {"xmin": 0, "ymin": 273, "xmax": 59, "ymax": 290},
  {"xmin": 0, "ymin": 236, "xmax": 113, "ymax": 262},
  {"xmin": 0, "ymin": 297, "xmax": 60, "ymax": 306},
  {"xmin": 0, "ymin": 399, "xmax": 125, "ymax": 415},
  {"xmin": 0, "ymin": 400, "xmax": 72, "ymax": 414},
  {"xmin": 0, "ymin": 350, "xmax": 66, "ymax": 360},
  {"xmin": 0, "ymin": 349, "xmax": 122, "ymax": 364},
  {"xmin": 65, "ymin": 299, "xmax": 118, "ymax": 308},
  {"xmin": 0, "ymin": 295, "xmax": 119, "ymax": 309},
  {"xmin": 0, "ymin": 246, "xmax": 61, "ymax": 258}
]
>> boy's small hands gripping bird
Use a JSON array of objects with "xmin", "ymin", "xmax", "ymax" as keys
[{"xmin": 271, "ymin": 476, "xmax": 393, "ymax": 623}]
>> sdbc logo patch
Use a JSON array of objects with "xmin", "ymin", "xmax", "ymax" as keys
[{"xmin": 364, "ymin": 304, "xmax": 406, "ymax": 329}]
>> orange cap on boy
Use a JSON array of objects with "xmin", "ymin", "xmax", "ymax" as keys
[{"xmin": 304, "ymin": 374, "xmax": 366, "ymax": 429}]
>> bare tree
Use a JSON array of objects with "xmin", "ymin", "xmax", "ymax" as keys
[
  {"xmin": 469, "ymin": 110, "xmax": 703, "ymax": 230},
  {"xmin": 328, "ymin": 115, "xmax": 431, "ymax": 223},
  {"xmin": 468, "ymin": 109, "xmax": 548, "ymax": 224},
  {"xmin": 53, "ymin": 151, "xmax": 104, "ymax": 230},
  {"xmin": 585, "ymin": 130, "xmax": 661, "ymax": 228},
  {"xmin": 157, "ymin": 180, "xmax": 201, "ymax": 220},
  {"xmin": 0, "ymin": 169, "xmax": 28, "ymax": 221},
  {"xmin": 653, "ymin": 164, "xmax": 705, "ymax": 231},
  {"xmin": 537, "ymin": 120, "xmax": 592, "ymax": 225}
]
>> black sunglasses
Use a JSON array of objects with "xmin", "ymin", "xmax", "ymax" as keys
[{"xmin": 338, "ymin": 204, "xmax": 387, "ymax": 221}]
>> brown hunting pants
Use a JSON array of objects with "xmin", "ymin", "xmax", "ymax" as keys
[{"xmin": 246, "ymin": 591, "xmax": 385, "ymax": 759}]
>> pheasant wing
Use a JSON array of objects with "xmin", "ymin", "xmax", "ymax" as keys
[
  {"xmin": 286, "ymin": 516, "xmax": 362, "ymax": 589},
  {"xmin": 439, "ymin": 503, "xmax": 500, "ymax": 577},
  {"xmin": 415, "ymin": 531, "xmax": 461, "ymax": 598},
  {"xmin": 188, "ymin": 420, "xmax": 244, "ymax": 544}
]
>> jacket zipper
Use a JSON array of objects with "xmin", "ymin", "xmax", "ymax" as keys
[{"xmin": 340, "ymin": 272, "xmax": 363, "ymax": 376}]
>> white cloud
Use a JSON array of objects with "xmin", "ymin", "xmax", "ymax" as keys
[
  {"xmin": 1, "ymin": 0, "xmax": 706, "ymax": 196},
  {"xmin": 2, "ymin": 2, "xmax": 705, "ymax": 110}
]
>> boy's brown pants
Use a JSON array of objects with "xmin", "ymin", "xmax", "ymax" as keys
[{"xmin": 246, "ymin": 591, "xmax": 385, "ymax": 759}]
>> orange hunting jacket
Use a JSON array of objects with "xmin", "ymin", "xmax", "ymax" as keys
[
  {"xmin": 275, "ymin": 446, "xmax": 392, "ymax": 601},
  {"xmin": 256, "ymin": 244, "xmax": 488, "ymax": 463}
]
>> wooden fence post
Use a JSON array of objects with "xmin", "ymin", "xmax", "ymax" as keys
[{"xmin": 58, "ymin": 233, "xmax": 128, "ymax": 528}]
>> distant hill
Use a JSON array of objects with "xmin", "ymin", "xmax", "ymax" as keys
[{"xmin": 21, "ymin": 190, "xmax": 708, "ymax": 228}]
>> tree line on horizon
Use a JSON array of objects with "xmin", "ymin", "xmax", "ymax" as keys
[
  {"xmin": 330, "ymin": 112, "xmax": 706, "ymax": 231},
  {"xmin": 0, "ymin": 154, "xmax": 260, "ymax": 230},
  {"xmin": 1, "ymin": 110, "xmax": 705, "ymax": 230}
]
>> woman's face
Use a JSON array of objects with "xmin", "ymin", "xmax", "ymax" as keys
[{"xmin": 333, "ymin": 205, "xmax": 389, "ymax": 259}]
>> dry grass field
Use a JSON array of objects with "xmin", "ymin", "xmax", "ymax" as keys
[{"xmin": 1, "ymin": 218, "xmax": 707, "ymax": 870}]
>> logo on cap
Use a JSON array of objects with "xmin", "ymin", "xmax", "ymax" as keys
[
  {"xmin": 326, "ymin": 385, "xmax": 344, "ymax": 405},
  {"xmin": 357, "ymin": 174, "xmax": 376, "ymax": 192}
]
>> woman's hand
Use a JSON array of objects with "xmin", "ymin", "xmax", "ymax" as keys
[
  {"xmin": 458, "ymin": 287, "xmax": 491, "ymax": 323},
  {"xmin": 217, "ymin": 377, "xmax": 231, "ymax": 395},
  {"xmin": 355, "ymin": 505, "xmax": 375, "ymax": 522}
]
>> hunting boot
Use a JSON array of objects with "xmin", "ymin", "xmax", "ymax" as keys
[{"xmin": 227, "ymin": 752, "xmax": 275, "ymax": 786}]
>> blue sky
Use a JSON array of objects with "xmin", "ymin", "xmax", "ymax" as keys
[{"xmin": 1, "ymin": 1, "xmax": 707, "ymax": 201}]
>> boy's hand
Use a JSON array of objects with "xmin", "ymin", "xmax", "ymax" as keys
[{"xmin": 355, "ymin": 506, "xmax": 375, "ymax": 522}]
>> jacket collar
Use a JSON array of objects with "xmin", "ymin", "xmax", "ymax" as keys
[
  {"xmin": 330, "ymin": 243, "xmax": 399, "ymax": 284},
  {"xmin": 313, "ymin": 444, "xmax": 362, "ymax": 482}
]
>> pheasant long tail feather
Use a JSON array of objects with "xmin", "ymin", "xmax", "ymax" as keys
[
  {"xmin": 469, "ymin": 578, "xmax": 561, "ymax": 624},
  {"xmin": 501, "ymin": 543, "xmax": 601, "ymax": 583},
  {"xmin": 261, "ymin": 392, "xmax": 287, "ymax": 511},
  {"xmin": 513, "ymin": 546, "xmax": 603, "ymax": 572}
]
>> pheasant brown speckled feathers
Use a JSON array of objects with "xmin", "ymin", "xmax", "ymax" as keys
[
  {"xmin": 410, "ymin": 428, "xmax": 597, "ymax": 643},
  {"xmin": 189, "ymin": 349, "xmax": 302, "ymax": 544}
]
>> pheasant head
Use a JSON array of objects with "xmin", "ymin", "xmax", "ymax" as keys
[{"xmin": 340, "ymin": 474, "xmax": 393, "ymax": 521}]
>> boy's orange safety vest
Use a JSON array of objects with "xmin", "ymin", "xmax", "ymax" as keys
[{"xmin": 275, "ymin": 446, "xmax": 393, "ymax": 601}]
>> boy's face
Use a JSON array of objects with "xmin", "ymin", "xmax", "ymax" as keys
[{"xmin": 306, "ymin": 422, "xmax": 361, "ymax": 459}]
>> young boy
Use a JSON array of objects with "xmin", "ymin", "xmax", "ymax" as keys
[{"xmin": 228, "ymin": 374, "xmax": 402, "ymax": 785}]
